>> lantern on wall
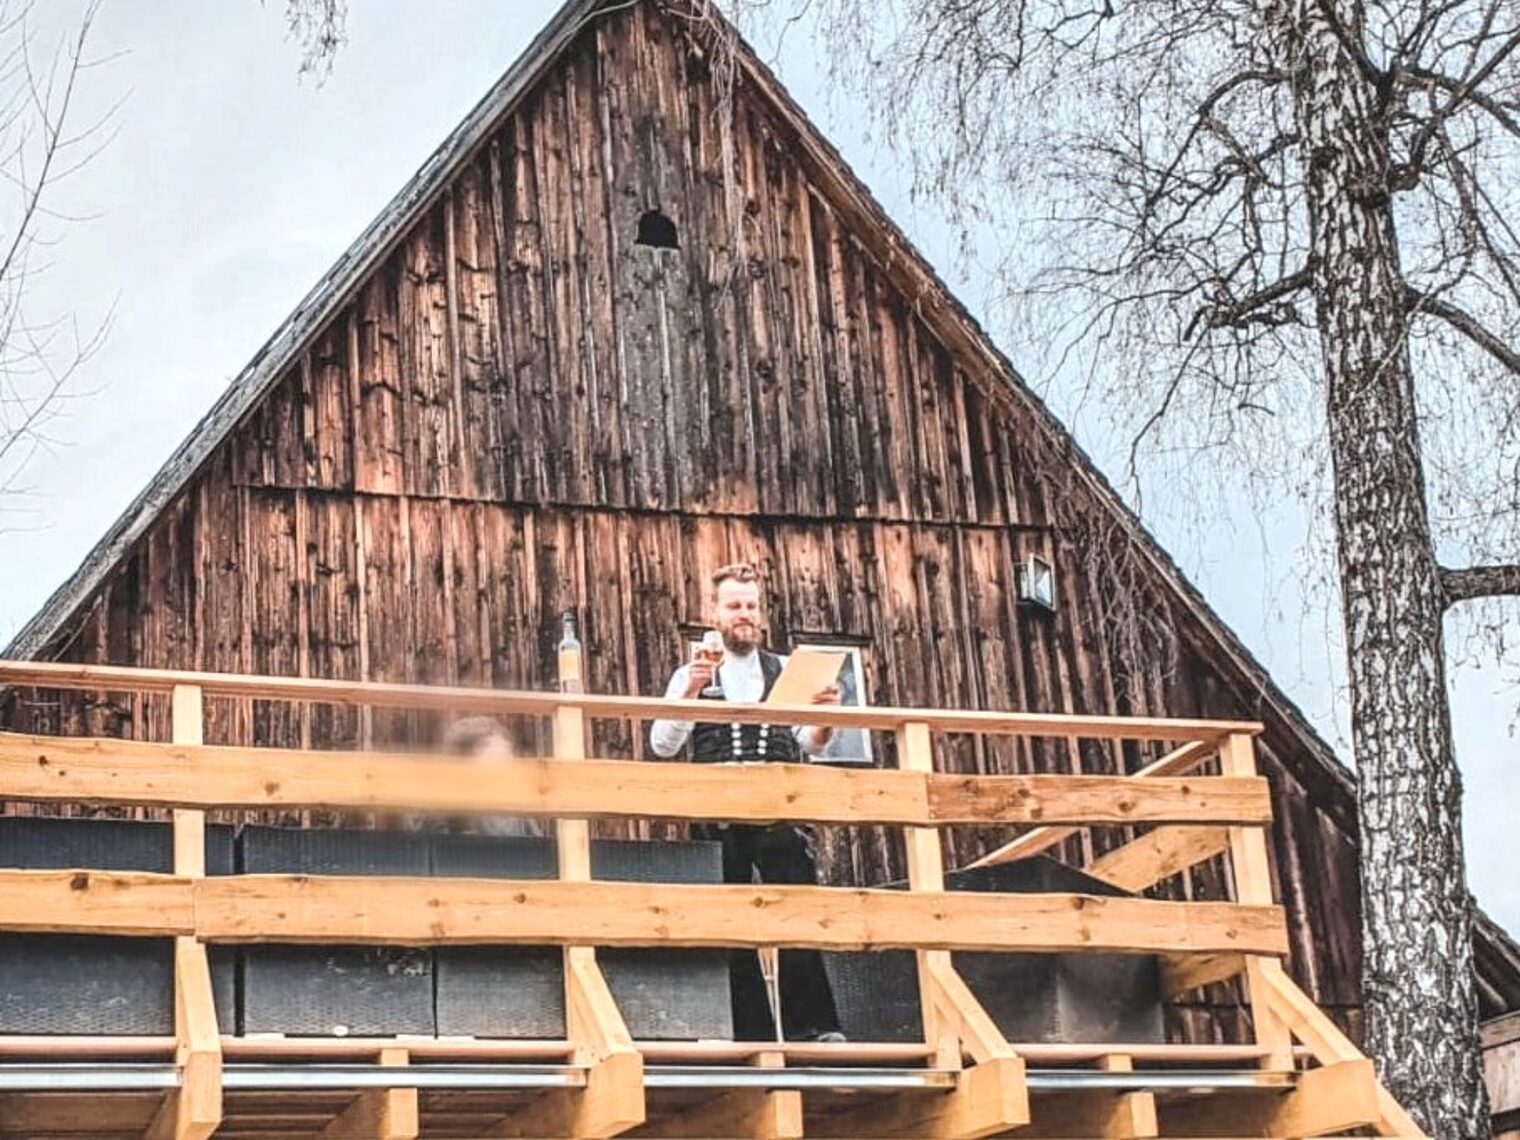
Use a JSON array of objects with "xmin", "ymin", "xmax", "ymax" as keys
[{"xmin": 1017, "ymin": 554, "xmax": 1056, "ymax": 612}]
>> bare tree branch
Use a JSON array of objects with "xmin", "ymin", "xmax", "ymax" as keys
[
  {"xmin": 1190, "ymin": 264, "xmax": 1312, "ymax": 337},
  {"xmin": 279, "ymin": 0, "xmax": 347, "ymax": 79},
  {"xmin": 1398, "ymin": 64, "xmax": 1520, "ymax": 141},
  {"xmin": 1400, "ymin": 27, "xmax": 1520, "ymax": 182},
  {"xmin": 0, "ymin": 1, "xmax": 111, "ymax": 519},
  {"xmin": 1442, "ymin": 564, "xmax": 1520, "ymax": 604},
  {"xmin": 1403, "ymin": 284, "xmax": 1520, "ymax": 377}
]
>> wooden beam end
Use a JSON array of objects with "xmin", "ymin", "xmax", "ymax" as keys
[
  {"xmin": 956, "ymin": 1054, "xmax": 1031, "ymax": 1137},
  {"xmin": 639, "ymin": 1087, "xmax": 804, "ymax": 1140},
  {"xmin": 493, "ymin": 1050, "xmax": 645, "ymax": 1139}
]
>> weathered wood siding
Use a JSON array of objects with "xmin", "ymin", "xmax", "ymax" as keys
[
  {"xmin": 1486, "ymin": 1013, "xmax": 1520, "ymax": 1135},
  {"xmin": 4, "ymin": 1, "xmax": 1366, "ymax": 1041}
]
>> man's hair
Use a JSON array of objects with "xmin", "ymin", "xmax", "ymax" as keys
[
  {"xmin": 710, "ymin": 562, "xmax": 760, "ymax": 593},
  {"xmin": 440, "ymin": 715, "xmax": 512, "ymax": 757}
]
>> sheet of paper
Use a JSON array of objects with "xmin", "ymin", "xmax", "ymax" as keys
[{"xmin": 765, "ymin": 647, "xmax": 848, "ymax": 707}]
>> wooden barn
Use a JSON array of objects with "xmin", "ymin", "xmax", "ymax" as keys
[{"xmin": 1, "ymin": 0, "xmax": 1517, "ymax": 1131}]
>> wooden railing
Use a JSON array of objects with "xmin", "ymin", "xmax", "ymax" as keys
[{"xmin": 0, "ymin": 659, "xmax": 1423, "ymax": 1140}]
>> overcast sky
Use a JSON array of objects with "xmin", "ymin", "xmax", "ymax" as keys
[{"xmin": 2, "ymin": 1, "xmax": 1513, "ymax": 932}]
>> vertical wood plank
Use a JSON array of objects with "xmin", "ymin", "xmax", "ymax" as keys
[
  {"xmin": 1222, "ymin": 732, "xmax": 1295, "ymax": 1069},
  {"xmin": 353, "ymin": 271, "xmax": 405, "ymax": 496},
  {"xmin": 171, "ymin": 685, "xmax": 205, "ymax": 876},
  {"xmin": 895, "ymin": 720, "xmax": 958, "ymax": 1070}
]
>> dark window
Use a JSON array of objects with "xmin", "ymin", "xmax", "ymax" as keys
[{"xmin": 635, "ymin": 209, "xmax": 679, "ymax": 250}]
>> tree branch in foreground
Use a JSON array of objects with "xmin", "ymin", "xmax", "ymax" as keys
[{"xmin": 1441, "ymin": 565, "xmax": 1520, "ymax": 605}]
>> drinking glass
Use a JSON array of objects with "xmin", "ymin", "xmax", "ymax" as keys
[{"xmin": 698, "ymin": 630, "xmax": 724, "ymax": 697}]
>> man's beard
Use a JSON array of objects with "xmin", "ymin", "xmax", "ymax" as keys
[{"xmin": 722, "ymin": 625, "xmax": 760, "ymax": 653}]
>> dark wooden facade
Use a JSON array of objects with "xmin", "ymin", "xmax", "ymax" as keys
[{"xmin": 1, "ymin": 0, "xmax": 1462, "ymax": 1045}]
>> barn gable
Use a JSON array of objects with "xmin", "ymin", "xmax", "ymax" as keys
[{"xmin": 3, "ymin": 0, "xmax": 1516, "ymax": 1033}]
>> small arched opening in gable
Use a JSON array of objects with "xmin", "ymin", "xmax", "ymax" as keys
[{"xmin": 635, "ymin": 208, "xmax": 679, "ymax": 251}]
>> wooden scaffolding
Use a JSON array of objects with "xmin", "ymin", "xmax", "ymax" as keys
[{"xmin": 0, "ymin": 660, "xmax": 1425, "ymax": 1139}]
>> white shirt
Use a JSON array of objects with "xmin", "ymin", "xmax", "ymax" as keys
[{"xmin": 649, "ymin": 649, "xmax": 827, "ymax": 759}]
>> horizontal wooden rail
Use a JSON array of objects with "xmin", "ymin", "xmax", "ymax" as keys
[
  {"xmin": 0, "ymin": 870, "xmax": 1289, "ymax": 955},
  {"xmin": 0, "ymin": 660, "xmax": 1262, "ymax": 742},
  {"xmin": 0, "ymin": 733, "xmax": 1273, "ymax": 828},
  {"xmin": 965, "ymin": 739, "xmax": 1222, "ymax": 870}
]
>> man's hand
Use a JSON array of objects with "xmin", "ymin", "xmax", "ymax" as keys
[
  {"xmin": 682, "ymin": 661, "xmax": 716, "ymax": 699},
  {"xmin": 807, "ymin": 684, "xmax": 841, "ymax": 748}
]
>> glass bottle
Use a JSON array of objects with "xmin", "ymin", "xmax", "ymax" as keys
[{"xmin": 558, "ymin": 611, "xmax": 583, "ymax": 694}]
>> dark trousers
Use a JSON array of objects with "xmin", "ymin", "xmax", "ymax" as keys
[{"xmin": 695, "ymin": 823, "xmax": 842, "ymax": 1040}]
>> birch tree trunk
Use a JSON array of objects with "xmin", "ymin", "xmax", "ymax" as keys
[{"xmin": 1276, "ymin": 3, "xmax": 1488, "ymax": 1134}]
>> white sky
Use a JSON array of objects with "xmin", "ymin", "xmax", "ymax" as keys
[{"xmin": 2, "ymin": 1, "xmax": 1514, "ymax": 933}]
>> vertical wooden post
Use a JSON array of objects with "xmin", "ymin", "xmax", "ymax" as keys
[
  {"xmin": 895, "ymin": 721, "xmax": 960, "ymax": 1070},
  {"xmin": 1097, "ymin": 1053, "xmax": 1159, "ymax": 1138},
  {"xmin": 171, "ymin": 686, "xmax": 207, "ymax": 878},
  {"xmin": 147, "ymin": 685, "xmax": 222, "ymax": 1140},
  {"xmin": 1221, "ymin": 731, "xmax": 1294, "ymax": 1071},
  {"xmin": 320, "ymin": 1046, "xmax": 418, "ymax": 1138}
]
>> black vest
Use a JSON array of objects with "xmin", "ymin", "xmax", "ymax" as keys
[{"xmin": 690, "ymin": 650, "xmax": 802, "ymax": 764}]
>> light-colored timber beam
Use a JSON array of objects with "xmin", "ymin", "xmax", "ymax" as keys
[
  {"xmin": 1252, "ymin": 958, "xmax": 1429, "ymax": 1138},
  {"xmin": 637, "ymin": 1051, "xmax": 802, "ymax": 1140},
  {"xmin": 0, "ymin": 871, "xmax": 196, "ymax": 936},
  {"xmin": 636, "ymin": 1089, "xmax": 802, "ymax": 1140},
  {"xmin": 1221, "ymin": 733, "xmax": 1295, "ymax": 1073},
  {"xmin": 0, "ymin": 869, "xmax": 1290, "ymax": 956},
  {"xmin": 489, "ymin": 1047, "xmax": 642, "ymax": 1139},
  {"xmin": 1159, "ymin": 951, "xmax": 1246, "ymax": 998},
  {"xmin": 900, "ymin": 722, "xmax": 970, "ymax": 1071},
  {"xmin": 1022, "ymin": 1055, "xmax": 1158, "ymax": 1139},
  {"xmin": 1159, "ymin": 1057, "xmax": 1381, "ymax": 1137},
  {"xmin": 553, "ymin": 946, "xmax": 643, "ymax": 1138},
  {"xmin": 809, "ymin": 1055, "xmax": 1029, "ymax": 1139},
  {"xmin": 144, "ymin": 937, "xmax": 221, "ymax": 1140},
  {"xmin": 318, "ymin": 1047, "xmax": 417, "ymax": 1139},
  {"xmin": 0, "ymin": 658, "xmax": 1262, "ymax": 741},
  {"xmin": 966, "ymin": 739, "xmax": 1222, "ymax": 869},
  {"xmin": 1253, "ymin": 958, "xmax": 1360, "ymax": 1063},
  {"xmin": 0, "ymin": 732, "xmax": 1272, "ymax": 829},
  {"xmin": 1376, "ymin": 1084, "xmax": 1430, "ymax": 1139},
  {"xmin": 1086, "ymin": 826, "xmax": 1232, "ymax": 893},
  {"xmin": 192, "ymin": 875, "xmax": 1289, "ymax": 955},
  {"xmin": 921, "ymin": 954, "xmax": 1018, "ymax": 1067}
]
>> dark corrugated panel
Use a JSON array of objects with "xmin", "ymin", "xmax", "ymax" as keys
[{"xmin": 0, "ymin": 817, "xmax": 234, "ymax": 1034}]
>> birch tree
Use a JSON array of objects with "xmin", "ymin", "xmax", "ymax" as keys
[{"xmin": 774, "ymin": 0, "xmax": 1520, "ymax": 1133}]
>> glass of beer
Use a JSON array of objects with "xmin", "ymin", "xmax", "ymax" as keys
[{"xmin": 697, "ymin": 630, "xmax": 724, "ymax": 697}]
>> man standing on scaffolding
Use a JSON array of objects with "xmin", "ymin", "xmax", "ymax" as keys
[{"xmin": 649, "ymin": 562, "xmax": 847, "ymax": 1043}]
